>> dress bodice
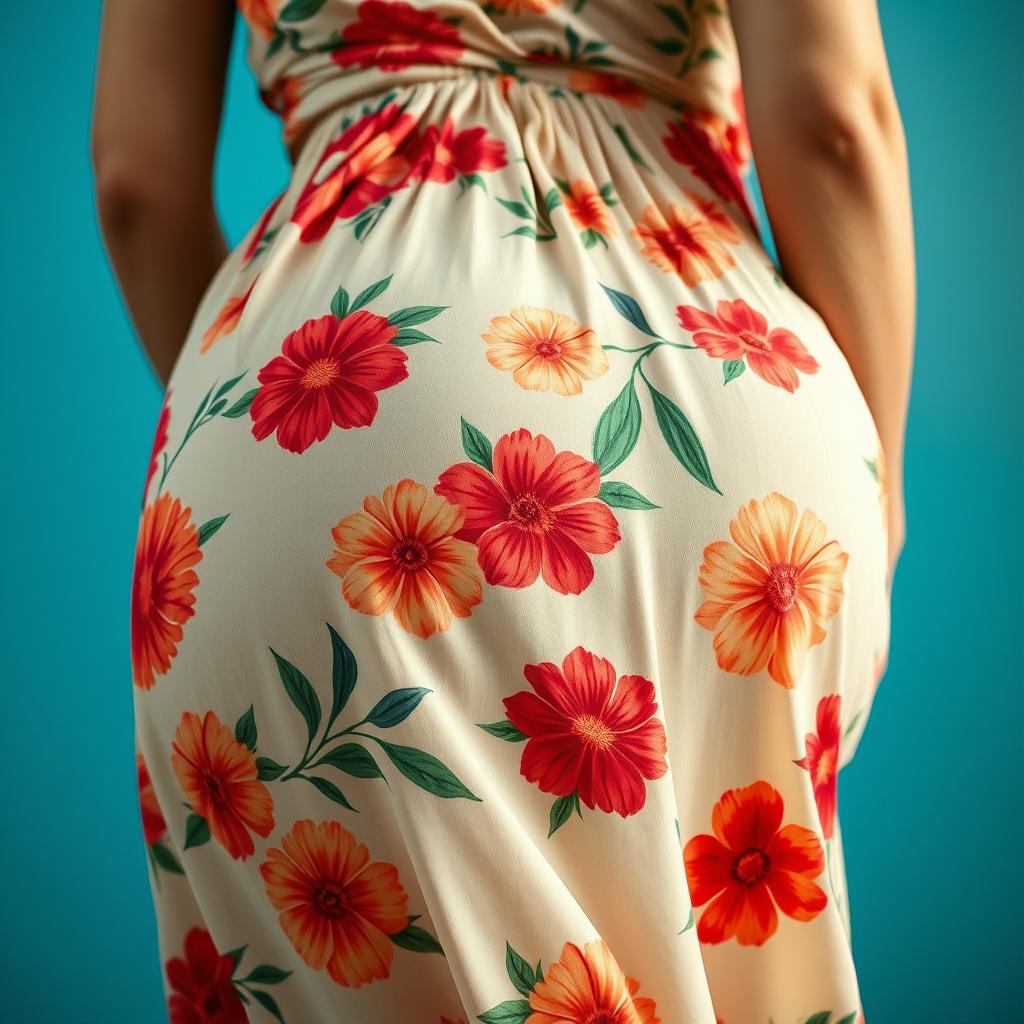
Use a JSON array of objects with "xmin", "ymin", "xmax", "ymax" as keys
[{"xmin": 236, "ymin": 0, "xmax": 749, "ymax": 165}]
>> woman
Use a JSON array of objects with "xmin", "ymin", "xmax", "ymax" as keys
[{"xmin": 93, "ymin": 0, "xmax": 914, "ymax": 1020}]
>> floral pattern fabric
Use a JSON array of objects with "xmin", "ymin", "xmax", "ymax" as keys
[{"xmin": 130, "ymin": 2, "xmax": 890, "ymax": 1022}]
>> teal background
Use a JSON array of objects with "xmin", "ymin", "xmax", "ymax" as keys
[{"xmin": 1, "ymin": 2, "xmax": 1020, "ymax": 1020}]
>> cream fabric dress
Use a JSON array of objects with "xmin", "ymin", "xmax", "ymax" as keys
[{"xmin": 130, "ymin": 3, "xmax": 891, "ymax": 1022}]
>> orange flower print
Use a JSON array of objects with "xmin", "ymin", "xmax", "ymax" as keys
[
  {"xmin": 503, "ymin": 646, "xmax": 668, "ymax": 817},
  {"xmin": 200, "ymin": 279, "xmax": 257, "ymax": 353},
  {"xmin": 794, "ymin": 693, "xmax": 842, "ymax": 839},
  {"xmin": 237, "ymin": 0, "xmax": 281, "ymax": 41},
  {"xmin": 676, "ymin": 298, "xmax": 820, "ymax": 392},
  {"xmin": 558, "ymin": 178, "xmax": 617, "ymax": 249},
  {"xmin": 131, "ymin": 493, "xmax": 203, "ymax": 689},
  {"xmin": 326, "ymin": 478, "xmax": 484, "ymax": 638},
  {"xmin": 527, "ymin": 938, "xmax": 659, "ymax": 1024},
  {"xmin": 166, "ymin": 926, "xmax": 247, "ymax": 1024},
  {"xmin": 632, "ymin": 195, "xmax": 740, "ymax": 286},
  {"xmin": 434, "ymin": 427, "xmax": 621, "ymax": 595},
  {"xmin": 683, "ymin": 780, "xmax": 828, "ymax": 946},
  {"xmin": 694, "ymin": 493, "xmax": 848, "ymax": 688},
  {"xmin": 481, "ymin": 306, "xmax": 609, "ymax": 396},
  {"xmin": 567, "ymin": 70, "xmax": 647, "ymax": 109},
  {"xmin": 489, "ymin": 0, "xmax": 557, "ymax": 13},
  {"xmin": 137, "ymin": 750, "xmax": 167, "ymax": 846},
  {"xmin": 260, "ymin": 819, "xmax": 409, "ymax": 988},
  {"xmin": 171, "ymin": 710, "xmax": 275, "ymax": 861}
]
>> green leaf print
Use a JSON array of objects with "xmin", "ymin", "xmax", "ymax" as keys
[
  {"xmin": 196, "ymin": 514, "xmax": 230, "ymax": 547},
  {"xmin": 234, "ymin": 704, "xmax": 257, "ymax": 750},
  {"xmin": 390, "ymin": 917, "xmax": 445, "ymax": 955},
  {"xmin": 327, "ymin": 621, "xmax": 357, "ymax": 726},
  {"xmin": 642, "ymin": 371, "xmax": 721, "ymax": 494},
  {"xmin": 391, "ymin": 328, "xmax": 440, "ymax": 346},
  {"xmin": 388, "ymin": 305, "xmax": 449, "ymax": 328},
  {"xmin": 722, "ymin": 358, "xmax": 746, "ymax": 384},
  {"xmin": 611, "ymin": 124, "xmax": 654, "ymax": 173},
  {"xmin": 304, "ymin": 774, "xmax": 356, "ymax": 811},
  {"xmin": 149, "ymin": 841, "xmax": 184, "ymax": 876},
  {"xmin": 183, "ymin": 812, "xmax": 211, "ymax": 850},
  {"xmin": 599, "ymin": 283, "xmax": 661, "ymax": 339},
  {"xmin": 477, "ymin": 1000, "xmax": 532, "ymax": 1024},
  {"xmin": 548, "ymin": 791, "xmax": 582, "ymax": 836},
  {"xmin": 270, "ymin": 648, "xmax": 322, "ymax": 746},
  {"xmin": 221, "ymin": 388, "xmax": 259, "ymax": 418},
  {"xmin": 592, "ymin": 376, "xmax": 642, "ymax": 474},
  {"xmin": 256, "ymin": 756, "xmax": 287, "ymax": 781},
  {"xmin": 240, "ymin": 965, "xmax": 293, "ymax": 985},
  {"xmin": 330, "ymin": 286, "xmax": 350, "ymax": 319},
  {"xmin": 460, "ymin": 416, "xmax": 494, "ymax": 471},
  {"xmin": 279, "ymin": 0, "xmax": 326, "ymax": 23},
  {"xmin": 477, "ymin": 720, "xmax": 529, "ymax": 742},
  {"xmin": 375, "ymin": 740, "xmax": 482, "ymax": 801},
  {"xmin": 314, "ymin": 743, "xmax": 383, "ymax": 779},
  {"xmin": 598, "ymin": 480, "xmax": 659, "ymax": 510},
  {"xmin": 364, "ymin": 687, "xmax": 432, "ymax": 728},
  {"xmin": 505, "ymin": 941, "xmax": 541, "ymax": 996},
  {"xmin": 248, "ymin": 988, "xmax": 286, "ymax": 1024},
  {"xmin": 261, "ymin": 624, "xmax": 480, "ymax": 810},
  {"xmin": 350, "ymin": 274, "xmax": 393, "ymax": 312}
]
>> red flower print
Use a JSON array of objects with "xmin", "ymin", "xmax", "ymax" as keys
[
  {"xmin": 250, "ymin": 311, "xmax": 406, "ymax": 453},
  {"xmin": 326, "ymin": 478, "xmax": 484, "ymax": 638},
  {"xmin": 663, "ymin": 113, "xmax": 755, "ymax": 226},
  {"xmin": 676, "ymin": 299, "xmax": 819, "ymax": 392},
  {"xmin": 434, "ymin": 428, "xmax": 621, "ymax": 595},
  {"xmin": 527, "ymin": 938, "xmax": 660, "ymax": 1023},
  {"xmin": 166, "ymin": 926, "xmax": 247, "ymax": 1024},
  {"xmin": 242, "ymin": 192, "xmax": 284, "ymax": 267},
  {"xmin": 694, "ymin": 493, "xmax": 847, "ymax": 688},
  {"xmin": 137, "ymin": 750, "xmax": 167, "ymax": 846},
  {"xmin": 260, "ymin": 818, "xmax": 409, "ymax": 988},
  {"xmin": 683, "ymin": 780, "xmax": 827, "ymax": 946},
  {"xmin": 200, "ymin": 279, "xmax": 257, "ymax": 354},
  {"xmin": 567, "ymin": 70, "xmax": 648, "ymax": 108},
  {"xmin": 503, "ymin": 646, "xmax": 668, "ymax": 817},
  {"xmin": 131, "ymin": 493, "xmax": 203, "ymax": 689},
  {"xmin": 260, "ymin": 75, "xmax": 306, "ymax": 151},
  {"xmin": 412, "ymin": 118, "xmax": 507, "ymax": 183},
  {"xmin": 171, "ymin": 710, "xmax": 275, "ymax": 861},
  {"xmin": 291, "ymin": 102, "xmax": 420, "ymax": 242},
  {"xmin": 332, "ymin": 0, "xmax": 465, "ymax": 72},
  {"xmin": 794, "ymin": 693, "xmax": 842, "ymax": 839},
  {"xmin": 143, "ymin": 389, "xmax": 171, "ymax": 504}
]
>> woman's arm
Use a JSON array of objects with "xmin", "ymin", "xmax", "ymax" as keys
[
  {"xmin": 91, "ymin": 0, "xmax": 236, "ymax": 386},
  {"xmin": 730, "ymin": 0, "xmax": 915, "ymax": 579}
]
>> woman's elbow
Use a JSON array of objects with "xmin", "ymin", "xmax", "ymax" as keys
[{"xmin": 756, "ymin": 72, "xmax": 905, "ymax": 171}]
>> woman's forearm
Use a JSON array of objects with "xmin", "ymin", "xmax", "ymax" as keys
[
  {"xmin": 96, "ymin": 181, "xmax": 228, "ymax": 385},
  {"xmin": 753, "ymin": 88, "xmax": 916, "ymax": 501}
]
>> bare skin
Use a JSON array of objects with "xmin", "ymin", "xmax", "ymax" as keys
[
  {"xmin": 731, "ymin": 0, "xmax": 916, "ymax": 581},
  {"xmin": 92, "ymin": 0, "xmax": 913, "ymax": 579},
  {"xmin": 91, "ymin": 0, "xmax": 235, "ymax": 385}
]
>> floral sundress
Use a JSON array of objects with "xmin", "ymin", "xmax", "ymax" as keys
[{"xmin": 130, "ymin": 2, "xmax": 891, "ymax": 1022}]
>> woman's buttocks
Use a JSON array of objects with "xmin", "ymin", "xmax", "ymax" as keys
[{"xmin": 152, "ymin": 68, "xmax": 889, "ymax": 688}]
